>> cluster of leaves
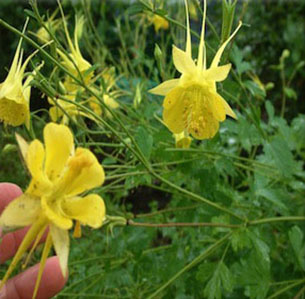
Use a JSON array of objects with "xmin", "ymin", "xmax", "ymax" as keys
[{"xmin": 0, "ymin": 0, "xmax": 304, "ymax": 298}]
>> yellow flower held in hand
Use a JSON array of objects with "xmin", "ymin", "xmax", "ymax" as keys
[
  {"xmin": 0, "ymin": 33, "xmax": 34, "ymax": 128},
  {"xmin": 149, "ymin": 0, "xmax": 242, "ymax": 140},
  {"xmin": 0, "ymin": 123, "xmax": 106, "ymax": 299}
]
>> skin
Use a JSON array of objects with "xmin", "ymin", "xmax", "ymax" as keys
[{"xmin": 0, "ymin": 183, "xmax": 67, "ymax": 299}]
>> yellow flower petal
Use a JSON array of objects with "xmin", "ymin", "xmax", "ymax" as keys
[
  {"xmin": 62, "ymin": 194, "xmax": 106, "ymax": 228},
  {"xmin": 189, "ymin": 113, "xmax": 219, "ymax": 140},
  {"xmin": 0, "ymin": 194, "xmax": 41, "ymax": 229},
  {"xmin": 221, "ymin": 97, "xmax": 237, "ymax": 119},
  {"xmin": 41, "ymin": 196, "xmax": 73, "ymax": 230},
  {"xmin": 212, "ymin": 94, "xmax": 226, "ymax": 122},
  {"xmin": 211, "ymin": 21, "xmax": 242, "ymax": 68},
  {"xmin": 152, "ymin": 15, "xmax": 169, "ymax": 32},
  {"xmin": 172, "ymin": 46, "xmax": 196, "ymax": 74},
  {"xmin": 44, "ymin": 123, "xmax": 74, "ymax": 182},
  {"xmin": 0, "ymin": 96, "xmax": 29, "ymax": 127},
  {"xmin": 26, "ymin": 140, "xmax": 52, "ymax": 195},
  {"xmin": 163, "ymin": 86, "xmax": 187, "ymax": 134},
  {"xmin": 58, "ymin": 148, "xmax": 105, "ymax": 197},
  {"xmin": 149, "ymin": 79, "xmax": 179, "ymax": 96},
  {"xmin": 49, "ymin": 106, "xmax": 63, "ymax": 122},
  {"xmin": 204, "ymin": 64, "xmax": 231, "ymax": 82},
  {"xmin": 104, "ymin": 94, "xmax": 119, "ymax": 109},
  {"xmin": 15, "ymin": 133, "xmax": 29, "ymax": 164},
  {"xmin": 50, "ymin": 224, "xmax": 69, "ymax": 277},
  {"xmin": 0, "ymin": 216, "xmax": 47, "ymax": 289}
]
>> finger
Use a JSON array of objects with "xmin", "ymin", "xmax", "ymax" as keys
[
  {"xmin": 0, "ymin": 227, "xmax": 49, "ymax": 264},
  {"xmin": 0, "ymin": 227, "xmax": 29, "ymax": 263},
  {"xmin": 0, "ymin": 256, "xmax": 67, "ymax": 299},
  {"xmin": 0, "ymin": 183, "xmax": 23, "ymax": 214}
]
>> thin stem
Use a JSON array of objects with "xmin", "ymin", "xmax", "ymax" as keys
[
  {"xmin": 128, "ymin": 219, "xmax": 240, "ymax": 228},
  {"xmin": 249, "ymin": 216, "xmax": 305, "ymax": 226},
  {"xmin": 147, "ymin": 233, "xmax": 231, "ymax": 299},
  {"xmin": 136, "ymin": 204, "xmax": 201, "ymax": 218},
  {"xmin": 153, "ymin": 172, "xmax": 245, "ymax": 221},
  {"xmin": 280, "ymin": 65, "xmax": 287, "ymax": 118},
  {"xmin": 267, "ymin": 278, "xmax": 305, "ymax": 299}
]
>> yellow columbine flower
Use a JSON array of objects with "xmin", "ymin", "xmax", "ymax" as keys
[
  {"xmin": 149, "ymin": 0, "xmax": 242, "ymax": 140},
  {"xmin": 0, "ymin": 37, "xmax": 34, "ymax": 128},
  {"xmin": 36, "ymin": 18, "xmax": 61, "ymax": 44},
  {"xmin": 89, "ymin": 94, "xmax": 119, "ymax": 118},
  {"xmin": 48, "ymin": 78, "xmax": 85, "ymax": 124},
  {"xmin": 152, "ymin": 15, "xmax": 169, "ymax": 32},
  {"xmin": 88, "ymin": 67, "xmax": 120, "ymax": 118},
  {"xmin": 57, "ymin": 16, "xmax": 93, "ymax": 83},
  {"xmin": 0, "ymin": 123, "xmax": 106, "ymax": 298}
]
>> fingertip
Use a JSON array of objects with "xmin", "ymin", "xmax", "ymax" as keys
[
  {"xmin": 0, "ymin": 183, "xmax": 23, "ymax": 213},
  {"xmin": 3, "ymin": 256, "xmax": 67, "ymax": 299}
]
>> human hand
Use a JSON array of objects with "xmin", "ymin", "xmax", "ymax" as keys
[{"xmin": 0, "ymin": 183, "xmax": 67, "ymax": 299}]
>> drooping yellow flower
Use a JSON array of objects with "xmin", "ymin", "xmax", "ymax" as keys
[
  {"xmin": 149, "ymin": 0, "xmax": 242, "ymax": 140},
  {"xmin": 88, "ymin": 67, "xmax": 121, "ymax": 118},
  {"xmin": 0, "ymin": 123, "xmax": 106, "ymax": 298},
  {"xmin": 57, "ymin": 16, "xmax": 93, "ymax": 83},
  {"xmin": 152, "ymin": 14, "xmax": 169, "ymax": 32},
  {"xmin": 36, "ymin": 18, "xmax": 61, "ymax": 44},
  {"xmin": 0, "ymin": 36, "xmax": 34, "ymax": 128},
  {"xmin": 48, "ymin": 77, "xmax": 86, "ymax": 124}
]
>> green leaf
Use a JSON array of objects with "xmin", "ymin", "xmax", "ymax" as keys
[
  {"xmin": 284, "ymin": 87, "xmax": 297, "ymax": 100},
  {"xmin": 219, "ymin": 262, "xmax": 234, "ymax": 292},
  {"xmin": 264, "ymin": 136, "xmax": 295, "ymax": 177},
  {"xmin": 288, "ymin": 226, "xmax": 305, "ymax": 271},
  {"xmin": 231, "ymin": 228, "xmax": 251, "ymax": 252},
  {"xmin": 292, "ymin": 115, "xmax": 305, "ymax": 150},
  {"xmin": 244, "ymin": 80, "xmax": 266, "ymax": 98},
  {"xmin": 155, "ymin": 9, "xmax": 168, "ymax": 16},
  {"xmin": 127, "ymin": 3, "xmax": 144, "ymax": 15},
  {"xmin": 256, "ymin": 188, "xmax": 289, "ymax": 215},
  {"xmin": 233, "ymin": 249, "xmax": 270, "ymax": 299},
  {"xmin": 231, "ymin": 46, "xmax": 252, "ymax": 75},
  {"xmin": 135, "ymin": 127, "xmax": 153, "ymax": 159},
  {"xmin": 196, "ymin": 262, "xmax": 216, "ymax": 283},
  {"xmin": 265, "ymin": 100, "xmax": 274, "ymax": 124},
  {"xmin": 249, "ymin": 232, "xmax": 270, "ymax": 266},
  {"xmin": 203, "ymin": 262, "xmax": 234, "ymax": 299},
  {"xmin": 203, "ymin": 268, "xmax": 222, "ymax": 299}
]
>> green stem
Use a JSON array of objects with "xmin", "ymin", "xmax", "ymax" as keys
[
  {"xmin": 267, "ymin": 278, "xmax": 305, "ymax": 299},
  {"xmin": 153, "ymin": 172, "xmax": 245, "ymax": 221},
  {"xmin": 136, "ymin": 204, "xmax": 201, "ymax": 218},
  {"xmin": 128, "ymin": 219, "xmax": 240, "ymax": 228},
  {"xmin": 249, "ymin": 216, "xmax": 305, "ymax": 226},
  {"xmin": 147, "ymin": 233, "xmax": 231, "ymax": 299}
]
